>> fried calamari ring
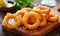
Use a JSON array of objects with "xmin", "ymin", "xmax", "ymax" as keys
[
  {"xmin": 15, "ymin": 10, "xmax": 27, "ymax": 18},
  {"xmin": 47, "ymin": 14, "xmax": 59, "ymax": 21},
  {"xmin": 15, "ymin": 8, "xmax": 32, "ymax": 17},
  {"xmin": 39, "ymin": 16, "xmax": 47, "ymax": 26},
  {"xmin": 32, "ymin": 7, "xmax": 50, "ymax": 19},
  {"xmin": 22, "ymin": 12, "xmax": 41, "ymax": 29},
  {"xmin": 33, "ymin": 5, "xmax": 51, "ymax": 14},
  {"xmin": 32, "ymin": 6, "xmax": 50, "ymax": 19},
  {"xmin": 2, "ymin": 13, "xmax": 21, "ymax": 29},
  {"xmin": 36, "ymin": 5, "xmax": 51, "ymax": 14},
  {"xmin": 39, "ymin": 6, "xmax": 50, "ymax": 14}
]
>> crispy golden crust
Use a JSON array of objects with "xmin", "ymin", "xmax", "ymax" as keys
[
  {"xmin": 47, "ymin": 14, "xmax": 59, "ymax": 21},
  {"xmin": 33, "ymin": 5, "xmax": 51, "ymax": 14},
  {"xmin": 2, "ymin": 5, "xmax": 59, "ymax": 30},
  {"xmin": 15, "ymin": 10, "xmax": 27, "ymax": 17},
  {"xmin": 21, "ymin": 8, "xmax": 32, "ymax": 12},
  {"xmin": 2, "ymin": 13, "xmax": 21, "ymax": 29},
  {"xmin": 22, "ymin": 12, "xmax": 41, "ymax": 29},
  {"xmin": 39, "ymin": 16, "xmax": 47, "ymax": 26}
]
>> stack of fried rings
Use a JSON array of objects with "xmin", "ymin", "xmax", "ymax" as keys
[{"xmin": 2, "ymin": 5, "xmax": 59, "ymax": 30}]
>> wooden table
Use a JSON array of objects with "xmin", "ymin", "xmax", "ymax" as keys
[{"xmin": 0, "ymin": 3, "xmax": 60, "ymax": 36}]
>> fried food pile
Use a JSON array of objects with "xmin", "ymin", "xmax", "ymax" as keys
[{"xmin": 2, "ymin": 5, "xmax": 59, "ymax": 30}]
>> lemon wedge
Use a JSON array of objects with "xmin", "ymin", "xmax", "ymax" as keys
[{"xmin": 0, "ymin": 0, "xmax": 7, "ymax": 8}]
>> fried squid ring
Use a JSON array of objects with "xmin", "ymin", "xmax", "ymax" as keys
[
  {"xmin": 47, "ymin": 14, "xmax": 59, "ymax": 21},
  {"xmin": 22, "ymin": 12, "xmax": 41, "ymax": 29},
  {"xmin": 15, "ymin": 10, "xmax": 27, "ymax": 18},
  {"xmin": 2, "ymin": 13, "xmax": 21, "ymax": 29},
  {"xmin": 36, "ymin": 5, "xmax": 50, "ymax": 14},
  {"xmin": 33, "ymin": 5, "xmax": 51, "ymax": 14},
  {"xmin": 32, "ymin": 7, "xmax": 50, "ymax": 20},
  {"xmin": 39, "ymin": 16, "xmax": 47, "ymax": 26},
  {"xmin": 32, "ymin": 6, "xmax": 50, "ymax": 19}
]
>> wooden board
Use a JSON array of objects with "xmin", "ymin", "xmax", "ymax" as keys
[{"xmin": 2, "ymin": 21, "xmax": 60, "ymax": 36}]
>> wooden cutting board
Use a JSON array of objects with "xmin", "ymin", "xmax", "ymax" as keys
[{"xmin": 2, "ymin": 21, "xmax": 60, "ymax": 36}]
